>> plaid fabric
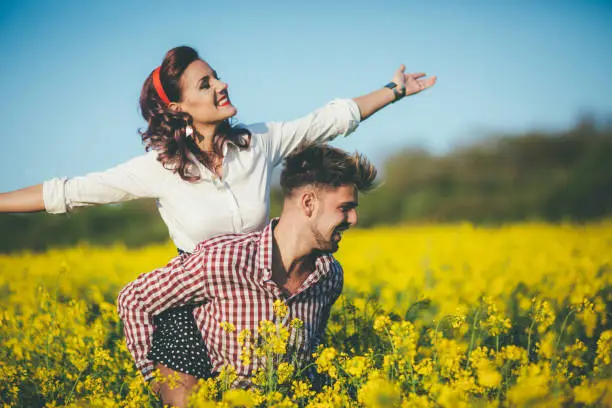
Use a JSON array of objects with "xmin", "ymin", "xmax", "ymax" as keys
[{"xmin": 117, "ymin": 220, "xmax": 343, "ymax": 381}]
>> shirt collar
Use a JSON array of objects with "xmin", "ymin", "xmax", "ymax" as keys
[{"xmin": 257, "ymin": 218, "xmax": 277, "ymax": 278}]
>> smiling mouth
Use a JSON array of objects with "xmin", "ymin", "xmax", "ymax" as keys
[{"xmin": 217, "ymin": 94, "xmax": 231, "ymax": 107}]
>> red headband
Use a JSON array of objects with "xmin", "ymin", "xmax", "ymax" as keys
[{"xmin": 152, "ymin": 67, "xmax": 170, "ymax": 104}]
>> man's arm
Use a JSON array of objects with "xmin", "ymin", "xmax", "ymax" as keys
[{"xmin": 116, "ymin": 252, "xmax": 210, "ymax": 380}]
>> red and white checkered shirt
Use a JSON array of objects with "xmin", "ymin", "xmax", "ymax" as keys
[{"xmin": 117, "ymin": 220, "xmax": 343, "ymax": 381}]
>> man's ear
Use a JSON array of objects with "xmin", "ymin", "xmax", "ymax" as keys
[
  {"xmin": 300, "ymin": 189, "xmax": 317, "ymax": 218},
  {"xmin": 168, "ymin": 102, "xmax": 181, "ymax": 112}
]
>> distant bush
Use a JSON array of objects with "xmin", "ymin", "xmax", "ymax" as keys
[{"xmin": 0, "ymin": 200, "xmax": 168, "ymax": 253}]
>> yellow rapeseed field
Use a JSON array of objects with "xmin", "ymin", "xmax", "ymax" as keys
[{"xmin": 1, "ymin": 222, "xmax": 611, "ymax": 407}]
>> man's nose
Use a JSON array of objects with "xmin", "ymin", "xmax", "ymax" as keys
[{"xmin": 347, "ymin": 208, "xmax": 358, "ymax": 227}]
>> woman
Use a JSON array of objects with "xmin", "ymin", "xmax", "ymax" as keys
[{"xmin": 0, "ymin": 46, "xmax": 435, "ymax": 404}]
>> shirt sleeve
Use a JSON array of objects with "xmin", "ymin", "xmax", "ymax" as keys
[
  {"xmin": 253, "ymin": 98, "xmax": 361, "ymax": 167},
  {"xmin": 116, "ymin": 251, "xmax": 212, "ymax": 380},
  {"xmin": 312, "ymin": 262, "xmax": 344, "ymax": 350},
  {"xmin": 42, "ymin": 152, "xmax": 160, "ymax": 214}
]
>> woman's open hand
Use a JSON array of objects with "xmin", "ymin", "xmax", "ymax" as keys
[{"xmin": 391, "ymin": 64, "xmax": 437, "ymax": 97}]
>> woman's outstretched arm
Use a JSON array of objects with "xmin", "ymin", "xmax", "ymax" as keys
[
  {"xmin": 1, "ymin": 153, "xmax": 161, "ymax": 215},
  {"xmin": 0, "ymin": 184, "xmax": 45, "ymax": 213},
  {"xmin": 353, "ymin": 64, "xmax": 437, "ymax": 121}
]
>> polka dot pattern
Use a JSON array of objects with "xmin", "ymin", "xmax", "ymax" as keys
[{"xmin": 148, "ymin": 305, "xmax": 212, "ymax": 378}]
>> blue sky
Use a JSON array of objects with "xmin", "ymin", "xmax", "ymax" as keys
[{"xmin": 1, "ymin": 0, "xmax": 611, "ymax": 191}]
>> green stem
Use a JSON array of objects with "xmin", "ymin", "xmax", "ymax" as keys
[
  {"xmin": 383, "ymin": 327, "xmax": 398, "ymax": 380},
  {"xmin": 466, "ymin": 309, "xmax": 481, "ymax": 368},
  {"xmin": 496, "ymin": 334, "xmax": 500, "ymax": 355},
  {"xmin": 496, "ymin": 361, "xmax": 509, "ymax": 403},
  {"xmin": 555, "ymin": 310, "xmax": 575, "ymax": 352},
  {"xmin": 431, "ymin": 315, "xmax": 451, "ymax": 371},
  {"xmin": 66, "ymin": 366, "xmax": 87, "ymax": 404},
  {"xmin": 526, "ymin": 319, "xmax": 537, "ymax": 359},
  {"xmin": 552, "ymin": 309, "xmax": 576, "ymax": 373},
  {"xmin": 266, "ymin": 348, "xmax": 275, "ymax": 394}
]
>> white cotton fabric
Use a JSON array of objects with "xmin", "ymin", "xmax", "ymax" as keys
[{"xmin": 43, "ymin": 99, "xmax": 361, "ymax": 252}]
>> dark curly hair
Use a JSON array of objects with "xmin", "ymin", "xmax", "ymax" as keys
[
  {"xmin": 139, "ymin": 46, "xmax": 250, "ymax": 181},
  {"xmin": 280, "ymin": 143, "xmax": 377, "ymax": 196}
]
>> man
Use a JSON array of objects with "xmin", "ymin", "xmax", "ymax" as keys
[{"xmin": 117, "ymin": 143, "xmax": 377, "ymax": 405}]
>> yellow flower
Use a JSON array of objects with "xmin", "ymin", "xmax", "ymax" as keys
[
  {"xmin": 481, "ymin": 299, "xmax": 512, "ymax": 336},
  {"xmin": 507, "ymin": 363, "xmax": 552, "ymax": 406},
  {"xmin": 238, "ymin": 328, "xmax": 252, "ymax": 345},
  {"xmin": 450, "ymin": 309, "xmax": 467, "ymax": 329},
  {"xmin": 572, "ymin": 378, "xmax": 612, "ymax": 405},
  {"xmin": 220, "ymin": 321, "xmax": 236, "ymax": 333},
  {"xmin": 222, "ymin": 389, "xmax": 256, "ymax": 407},
  {"xmin": 290, "ymin": 318, "xmax": 303, "ymax": 329},
  {"xmin": 594, "ymin": 330, "xmax": 612, "ymax": 373},
  {"xmin": 536, "ymin": 332, "xmax": 556, "ymax": 360},
  {"xmin": 343, "ymin": 355, "xmax": 370, "ymax": 378},
  {"xmin": 292, "ymin": 380, "xmax": 315, "ymax": 400},
  {"xmin": 273, "ymin": 299, "xmax": 288, "ymax": 319},
  {"xmin": 415, "ymin": 358, "xmax": 434, "ymax": 376},
  {"xmin": 531, "ymin": 298, "xmax": 556, "ymax": 333},
  {"xmin": 476, "ymin": 361, "xmax": 501, "ymax": 389},
  {"xmin": 500, "ymin": 345, "xmax": 527, "ymax": 363},
  {"xmin": 3, "ymin": 220, "xmax": 612, "ymax": 406},
  {"xmin": 357, "ymin": 377, "xmax": 401, "ymax": 408},
  {"xmin": 277, "ymin": 362, "xmax": 294, "ymax": 385},
  {"xmin": 188, "ymin": 378, "xmax": 218, "ymax": 405},
  {"xmin": 564, "ymin": 339, "xmax": 587, "ymax": 368},
  {"xmin": 373, "ymin": 315, "xmax": 391, "ymax": 332},
  {"xmin": 315, "ymin": 347, "xmax": 339, "ymax": 379},
  {"xmin": 403, "ymin": 393, "xmax": 433, "ymax": 408}
]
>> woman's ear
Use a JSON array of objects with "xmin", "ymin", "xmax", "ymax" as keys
[{"xmin": 168, "ymin": 102, "xmax": 181, "ymax": 112}]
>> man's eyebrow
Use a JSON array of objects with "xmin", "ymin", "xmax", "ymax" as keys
[{"xmin": 341, "ymin": 201, "xmax": 358, "ymax": 208}]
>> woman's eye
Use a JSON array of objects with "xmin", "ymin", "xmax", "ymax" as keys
[{"xmin": 200, "ymin": 79, "xmax": 211, "ymax": 89}]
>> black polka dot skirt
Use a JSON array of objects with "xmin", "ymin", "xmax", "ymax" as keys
[{"xmin": 148, "ymin": 304, "xmax": 213, "ymax": 379}]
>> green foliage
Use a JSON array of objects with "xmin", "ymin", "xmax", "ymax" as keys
[
  {"xmin": 341, "ymin": 118, "xmax": 612, "ymax": 226},
  {"xmin": 0, "ymin": 200, "xmax": 168, "ymax": 253}
]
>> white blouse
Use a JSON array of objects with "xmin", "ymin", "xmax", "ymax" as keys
[{"xmin": 42, "ymin": 99, "xmax": 361, "ymax": 252}]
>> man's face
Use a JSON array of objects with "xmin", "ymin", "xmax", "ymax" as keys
[{"xmin": 310, "ymin": 185, "xmax": 358, "ymax": 253}]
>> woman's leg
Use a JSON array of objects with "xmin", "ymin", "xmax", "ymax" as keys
[
  {"xmin": 153, "ymin": 363, "xmax": 199, "ymax": 408},
  {"xmin": 148, "ymin": 305, "xmax": 213, "ymax": 406}
]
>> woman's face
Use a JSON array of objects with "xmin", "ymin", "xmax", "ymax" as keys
[{"xmin": 176, "ymin": 59, "xmax": 237, "ymax": 128}]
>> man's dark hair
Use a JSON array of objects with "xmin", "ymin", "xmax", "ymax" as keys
[{"xmin": 280, "ymin": 143, "xmax": 377, "ymax": 196}]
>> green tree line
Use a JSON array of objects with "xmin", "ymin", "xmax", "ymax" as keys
[
  {"xmin": 354, "ymin": 117, "xmax": 612, "ymax": 226},
  {"xmin": 1, "ymin": 118, "xmax": 610, "ymax": 253}
]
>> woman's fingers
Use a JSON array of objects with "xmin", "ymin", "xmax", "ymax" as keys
[{"xmin": 407, "ymin": 72, "xmax": 427, "ymax": 79}]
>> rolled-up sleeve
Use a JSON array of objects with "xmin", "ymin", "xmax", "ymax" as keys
[
  {"xmin": 43, "ymin": 177, "xmax": 69, "ymax": 214},
  {"xmin": 254, "ymin": 98, "xmax": 361, "ymax": 167},
  {"xmin": 117, "ymin": 251, "xmax": 211, "ymax": 380},
  {"xmin": 42, "ymin": 153, "xmax": 159, "ymax": 214}
]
